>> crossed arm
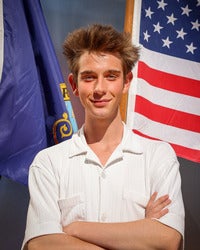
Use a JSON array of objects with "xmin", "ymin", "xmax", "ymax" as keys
[{"xmin": 26, "ymin": 192, "xmax": 181, "ymax": 250}]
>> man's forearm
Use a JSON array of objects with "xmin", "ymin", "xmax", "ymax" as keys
[
  {"xmin": 64, "ymin": 219, "xmax": 181, "ymax": 250},
  {"xmin": 26, "ymin": 233, "xmax": 106, "ymax": 250},
  {"xmin": 64, "ymin": 193, "xmax": 180, "ymax": 250}
]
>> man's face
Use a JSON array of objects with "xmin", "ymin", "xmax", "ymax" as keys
[{"xmin": 74, "ymin": 51, "xmax": 131, "ymax": 121}]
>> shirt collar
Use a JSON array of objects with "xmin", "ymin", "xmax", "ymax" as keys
[
  {"xmin": 69, "ymin": 123, "xmax": 143, "ymax": 158},
  {"xmin": 68, "ymin": 126, "xmax": 88, "ymax": 158},
  {"xmin": 121, "ymin": 124, "xmax": 143, "ymax": 155}
]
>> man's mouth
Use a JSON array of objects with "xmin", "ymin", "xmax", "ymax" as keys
[{"xmin": 91, "ymin": 99, "xmax": 111, "ymax": 106}]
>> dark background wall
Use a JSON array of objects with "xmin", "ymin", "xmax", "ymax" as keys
[{"xmin": 0, "ymin": 1, "xmax": 199, "ymax": 249}]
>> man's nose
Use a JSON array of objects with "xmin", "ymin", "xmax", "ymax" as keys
[{"xmin": 94, "ymin": 76, "xmax": 106, "ymax": 93}]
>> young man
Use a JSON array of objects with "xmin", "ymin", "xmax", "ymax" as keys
[{"xmin": 22, "ymin": 24, "xmax": 184, "ymax": 250}]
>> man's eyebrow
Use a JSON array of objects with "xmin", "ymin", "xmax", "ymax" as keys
[
  {"xmin": 80, "ymin": 70, "xmax": 94, "ymax": 75},
  {"xmin": 79, "ymin": 70, "xmax": 121, "ymax": 75},
  {"xmin": 107, "ymin": 70, "xmax": 121, "ymax": 74}
]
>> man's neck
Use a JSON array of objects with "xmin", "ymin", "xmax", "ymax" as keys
[
  {"xmin": 83, "ymin": 113, "xmax": 124, "ymax": 166},
  {"xmin": 84, "ymin": 113, "xmax": 124, "ymax": 146}
]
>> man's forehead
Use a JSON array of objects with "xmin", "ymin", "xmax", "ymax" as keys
[{"xmin": 79, "ymin": 51, "xmax": 122, "ymax": 67}]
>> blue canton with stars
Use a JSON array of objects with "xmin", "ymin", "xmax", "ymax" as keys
[{"xmin": 140, "ymin": 0, "xmax": 200, "ymax": 62}]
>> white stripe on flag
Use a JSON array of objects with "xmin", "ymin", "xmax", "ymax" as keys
[
  {"xmin": 136, "ymin": 78, "xmax": 200, "ymax": 116},
  {"xmin": 0, "ymin": 0, "xmax": 3, "ymax": 82},
  {"xmin": 134, "ymin": 113, "xmax": 200, "ymax": 150},
  {"xmin": 140, "ymin": 47, "xmax": 200, "ymax": 80}
]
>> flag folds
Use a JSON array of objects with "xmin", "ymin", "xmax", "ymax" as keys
[
  {"xmin": 127, "ymin": 0, "xmax": 200, "ymax": 163},
  {"xmin": 0, "ymin": 0, "xmax": 77, "ymax": 184}
]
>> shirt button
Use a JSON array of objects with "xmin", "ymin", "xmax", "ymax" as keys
[
  {"xmin": 101, "ymin": 213, "xmax": 107, "ymax": 221},
  {"xmin": 101, "ymin": 171, "xmax": 106, "ymax": 179}
]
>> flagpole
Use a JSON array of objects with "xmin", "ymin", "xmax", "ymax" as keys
[{"xmin": 120, "ymin": 0, "xmax": 134, "ymax": 122}]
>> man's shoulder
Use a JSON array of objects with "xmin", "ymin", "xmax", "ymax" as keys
[
  {"xmin": 35, "ymin": 132, "xmax": 81, "ymax": 159},
  {"xmin": 125, "ymin": 126, "xmax": 175, "ymax": 156}
]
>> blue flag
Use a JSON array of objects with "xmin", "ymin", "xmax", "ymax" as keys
[{"xmin": 0, "ymin": 0, "xmax": 77, "ymax": 185}]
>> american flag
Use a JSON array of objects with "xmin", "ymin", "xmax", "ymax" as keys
[{"xmin": 127, "ymin": 0, "xmax": 200, "ymax": 162}]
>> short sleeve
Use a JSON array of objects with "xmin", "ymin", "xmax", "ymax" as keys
[
  {"xmin": 149, "ymin": 142, "xmax": 185, "ymax": 239},
  {"xmin": 21, "ymin": 150, "xmax": 63, "ymax": 249}
]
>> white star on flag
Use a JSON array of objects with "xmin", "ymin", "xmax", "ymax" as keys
[
  {"xmin": 153, "ymin": 22, "xmax": 163, "ymax": 33},
  {"xmin": 181, "ymin": 5, "xmax": 192, "ymax": 16},
  {"xmin": 191, "ymin": 19, "xmax": 200, "ymax": 31},
  {"xmin": 176, "ymin": 28, "xmax": 187, "ymax": 40},
  {"xmin": 167, "ymin": 13, "xmax": 177, "ymax": 25},
  {"xmin": 145, "ymin": 7, "xmax": 154, "ymax": 19},
  {"xmin": 143, "ymin": 30, "xmax": 151, "ymax": 41},
  {"xmin": 162, "ymin": 36, "xmax": 173, "ymax": 48},
  {"xmin": 186, "ymin": 42, "xmax": 197, "ymax": 54},
  {"xmin": 157, "ymin": 0, "xmax": 168, "ymax": 10}
]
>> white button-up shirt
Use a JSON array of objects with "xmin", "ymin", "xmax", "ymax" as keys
[{"xmin": 22, "ymin": 125, "xmax": 185, "ymax": 248}]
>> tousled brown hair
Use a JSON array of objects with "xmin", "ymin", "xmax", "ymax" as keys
[{"xmin": 63, "ymin": 24, "xmax": 140, "ymax": 80}]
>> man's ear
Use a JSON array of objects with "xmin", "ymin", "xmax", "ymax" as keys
[
  {"xmin": 123, "ymin": 71, "xmax": 133, "ymax": 94},
  {"xmin": 68, "ymin": 73, "xmax": 79, "ymax": 96}
]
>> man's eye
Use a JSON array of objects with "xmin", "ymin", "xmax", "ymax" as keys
[
  {"xmin": 106, "ymin": 74, "xmax": 117, "ymax": 80},
  {"xmin": 82, "ymin": 75, "xmax": 95, "ymax": 81}
]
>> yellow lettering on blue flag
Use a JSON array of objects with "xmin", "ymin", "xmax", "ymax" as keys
[{"xmin": 60, "ymin": 83, "xmax": 70, "ymax": 101}]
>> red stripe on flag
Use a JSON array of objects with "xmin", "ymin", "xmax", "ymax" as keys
[
  {"xmin": 133, "ymin": 129, "xmax": 200, "ymax": 163},
  {"xmin": 135, "ymin": 95, "xmax": 200, "ymax": 133},
  {"xmin": 138, "ymin": 61, "xmax": 200, "ymax": 98}
]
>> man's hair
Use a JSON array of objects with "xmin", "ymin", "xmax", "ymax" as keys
[{"xmin": 63, "ymin": 24, "xmax": 140, "ymax": 79}]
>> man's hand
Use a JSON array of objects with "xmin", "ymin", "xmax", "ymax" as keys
[{"xmin": 145, "ymin": 192, "xmax": 171, "ymax": 219}]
